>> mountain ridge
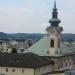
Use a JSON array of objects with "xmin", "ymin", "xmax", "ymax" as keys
[{"xmin": 0, "ymin": 32, "xmax": 75, "ymax": 41}]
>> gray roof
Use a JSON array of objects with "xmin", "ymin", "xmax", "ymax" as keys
[{"xmin": 0, "ymin": 52, "xmax": 54, "ymax": 68}]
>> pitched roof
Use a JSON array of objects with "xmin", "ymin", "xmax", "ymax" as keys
[
  {"xmin": 26, "ymin": 36, "xmax": 49, "ymax": 56},
  {"xmin": 27, "ymin": 35, "xmax": 60, "ymax": 56},
  {"xmin": 0, "ymin": 52, "xmax": 54, "ymax": 68},
  {"xmin": 26, "ymin": 35, "xmax": 75, "ymax": 57}
]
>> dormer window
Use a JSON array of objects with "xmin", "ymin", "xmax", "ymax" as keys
[{"xmin": 50, "ymin": 39, "xmax": 54, "ymax": 47}]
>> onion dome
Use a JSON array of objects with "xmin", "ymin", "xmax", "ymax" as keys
[{"xmin": 49, "ymin": 0, "xmax": 61, "ymax": 27}]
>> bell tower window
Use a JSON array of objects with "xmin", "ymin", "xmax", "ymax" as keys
[
  {"xmin": 50, "ymin": 39, "xmax": 54, "ymax": 47},
  {"xmin": 58, "ymin": 39, "xmax": 60, "ymax": 48}
]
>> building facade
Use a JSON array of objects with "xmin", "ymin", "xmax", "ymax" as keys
[{"xmin": 0, "ymin": 53, "xmax": 54, "ymax": 75}]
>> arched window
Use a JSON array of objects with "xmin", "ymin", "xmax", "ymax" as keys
[
  {"xmin": 6, "ymin": 68, "xmax": 8, "ymax": 72},
  {"xmin": 65, "ymin": 62, "xmax": 67, "ymax": 67},
  {"xmin": 22, "ymin": 69, "xmax": 24, "ymax": 73},
  {"xmin": 58, "ymin": 39, "xmax": 60, "ymax": 48},
  {"xmin": 12, "ymin": 69, "xmax": 15, "ymax": 72},
  {"xmin": 50, "ymin": 39, "xmax": 54, "ymax": 47}
]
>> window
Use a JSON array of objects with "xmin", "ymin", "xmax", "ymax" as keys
[
  {"xmin": 61, "ymin": 63, "xmax": 63, "ymax": 68},
  {"xmin": 70, "ymin": 61, "xmax": 72, "ymax": 66},
  {"xmin": 66, "ymin": 63, "xmax": 67, "ymax": 67},
  {"xmin": 22, "ymin": 69, "xmax": 24, "ymax": 73},
  {"xmin": 50, "ymin": 39, "xmax": 54, "ymax": 47},
  {"xmin": 58, "ymin": 64, "xmax": 60, "ymax": 69},
  {"xmin": 6, "ymin": 68, "xmax": 8, "ymax": 72},
  {"xmin": 58, "ymin": 39, "xmax": 60, "ymax": 48},
  {"xmin": 12, "ymin": 69, "xmax": 15, "ymax": 72}
]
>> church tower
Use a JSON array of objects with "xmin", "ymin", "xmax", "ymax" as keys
[{"xmin": 46, "ymin": 0, "xmax": 63, "ymax": 55}]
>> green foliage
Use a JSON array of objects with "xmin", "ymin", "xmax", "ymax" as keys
[
  {"xmin": 28, "ymin": 40, "xmax": 33, "ymax": 47},
  {"xmin": 11, "ymin": 48, "xmax": 17, "ymax": 53}
]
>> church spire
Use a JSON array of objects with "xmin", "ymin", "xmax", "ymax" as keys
[
  {"xmin": 53, "ymin": 0, "xmax": 57, "ymax": 18},
  {"xmin": 49, "ymin": 0, "xmax": 61, "ymax": 27},
  {"xmin": 54, "ymin": 0, "xmax": 56, "ymax": 9}
]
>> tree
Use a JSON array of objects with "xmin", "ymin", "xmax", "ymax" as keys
[
  {"xmin": 28, "ymin": 40, "xmax": 33, "ymax": 47},
  {"xmin": 11, "ymin": 48, "xmax": 17, "ymax": 53}
]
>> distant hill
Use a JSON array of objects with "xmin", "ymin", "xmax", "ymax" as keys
[
  {"xmin": 61, "ymin": 33, "xmax": 75, "ymax": 41},
  {"xmin": 9, "ymin": 33, "xmax": 44, "ymax": 40},
  {"xmin": 0, "ymin": 32, "xmax": 12, "ymax": 40},
  {"xmin": 0, "ymin": 32, "xmax": 75, "ymax": 41},
  {"xmin": 0, "ymin": 32, "xmax": 44, "ymax": 40}
]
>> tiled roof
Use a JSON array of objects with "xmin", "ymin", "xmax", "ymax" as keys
[{"xmin": 0, "ymin": 53, "xmax": 54, "ymax": 68}]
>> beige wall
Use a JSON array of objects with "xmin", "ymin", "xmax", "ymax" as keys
[
  {"xmin": 48, "ymin": 73, "xmax": 64, "ymax": 75},
  {"xmin": 35, "ymin": 65, "xmax": 53, "ymax": 75},
  {"xmin": 51, "ymin": 55, "xmax": 74, "ymax": 71},
  {"xmin": 0, "ymin": 64, "xmax": 53, "ymax": 75},
  {"xmin": 48, "ymin": 28, "xmax": 61, "ymax": 55},
  {"xmin": 0, "ymin": 67, "xmax": 34, "ymax": 75}
]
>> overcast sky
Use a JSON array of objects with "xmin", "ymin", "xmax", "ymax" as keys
[{"xmin": 0, "ymin": 0, "xmax": 75, "ymax": 33}]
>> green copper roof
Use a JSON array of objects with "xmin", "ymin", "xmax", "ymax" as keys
[
  {"xmin": 27, "ymin": 36, "xmax": 49, "ymax": 56},
  {"xmin": 26, "ymin": 35, "xmax": 75, "ymax": 57},
  {"xmin": 26, "ymin": 35, "xmax": 60, "ymax": 56}
]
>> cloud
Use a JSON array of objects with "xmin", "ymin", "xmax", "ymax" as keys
[
  {"xmin": 0, "ymin": 0, "xmax": 74, "ymax": 33},
  {"xmin": 0, "ymin": 2, "xmax": 49, "ymax": 33}
]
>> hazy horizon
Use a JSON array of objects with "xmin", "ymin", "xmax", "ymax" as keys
[{"xmin": 0, "ymin": 32, "xmax": 75, "ymax": 34}]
